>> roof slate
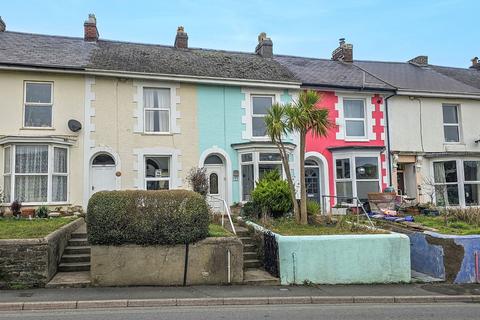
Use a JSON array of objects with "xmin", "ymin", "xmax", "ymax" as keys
[{"xmin": 430, "ymin": 65, "xmax": 480, "ymax": 90}]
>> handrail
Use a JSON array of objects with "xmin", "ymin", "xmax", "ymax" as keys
[
  {"xmin": 321, "ymin": 194, "xmax": 375, "ymax": 227},
  {"xmin": 206, "ymin": 195, "xmax": 236, "ymax": 235}
]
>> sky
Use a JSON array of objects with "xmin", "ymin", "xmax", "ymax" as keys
[{"xmin": 1, "ymin": 0, "xmax": 477, "ymax": 68}]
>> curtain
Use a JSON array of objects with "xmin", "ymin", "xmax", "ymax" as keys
[
  {"xmin": 54, "ymin": 148, "xmax": 67, "ymax": 173},
  {"xmin": 15, "ymin": 145, "xmax": 48, "ymax": 173},
  {"xmin": 15, "ymin": 175, "xmax": 48, "ymax": 202},
  {"xmin": 433, "ymin": 162, "xmax": 446, "ymax": 183},
  {"xmin": 144, "ymin": 88, "xmax": 170, "ymax": 132},
  {"xmin": 52, "ymin": 176, "xmax": 67, "ymax": 202}
]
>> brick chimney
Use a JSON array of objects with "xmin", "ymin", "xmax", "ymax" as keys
[
  {"xmin": 408, "ymin": 55, "xmax": 428, "ymax": 66},
  {"xmin": 84, "ymin": 14, "xmax": 99, "ymax": 42},
  {"xmin": 255, "ymin": 32, "xmax": 273, "ymax": 58},
  {"xmin": 0, "ymin": 16, "xmax": 5, "ymax": 32},
  {"xmin": 174, "ymin": 26, "xmax": 188, "ymax": 49},
  {"xmin": 471, "ymin": 57, "xmax": 480, "ymax": 70},
  {"xmin": 332, "ymin": 38, "xmax": 353, "ymax": 62}
]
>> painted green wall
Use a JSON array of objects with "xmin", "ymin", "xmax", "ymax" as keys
[{"xmin": 277, "ymin": 234, "xmax": 411, "ymax": 284}]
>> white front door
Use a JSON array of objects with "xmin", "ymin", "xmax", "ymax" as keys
[
  {"xmin": 205, "ymin": 164, "xmax": 226, "ymax": 213},
  {"xmin": 90, "ymin": 165, "xmax": 116, "ymax": 196}
]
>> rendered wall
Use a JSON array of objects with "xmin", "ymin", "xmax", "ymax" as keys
[{"xmin": 277, "ymin": 233, "xmax": 411, "ymax": 284}]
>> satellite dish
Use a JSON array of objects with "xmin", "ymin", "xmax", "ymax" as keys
[{"xmin": 68, "ymin": 119, "xmax": 82, "ymax": 132}]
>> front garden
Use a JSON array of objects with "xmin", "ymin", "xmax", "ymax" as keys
[{"xmin": 0, "ymin": 217, "xmax": 78, "ymax": 239}]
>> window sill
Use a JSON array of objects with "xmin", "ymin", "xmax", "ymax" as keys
[
  {"xmin": 1, "ymin": 202, "xmax": 70, "ymax": 207},
  {"xmin": 20, "ymin": 127, "xmax": 55, "ymax": 131},
  {"xmin": 141, "ymin": 132, "xmax": 173, "ymax": 136},
  {"xmin": 344, "ymin": 137, "xmax": 369, "ymax": 142}
]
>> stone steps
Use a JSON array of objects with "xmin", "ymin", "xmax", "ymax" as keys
[
  {"xmin": 70, "ymin": 232, "xmax": 87, "ymax": 239},
  {"xmin": 58, "ymin": 262, "xmax": 91, "ymax": 272},
  {"xmin": 61, "ymin": 254, "xmax": 91, "ymax": 263},
  {"xmin": 68, "ymin": 238, "xmax": 89, "ymax": 246},
  {"xmin": 63, "ymin": 246, "xmax": 91, "ymax": 255},
  {"xmin": 244, "ymin": 268, "xmax": 280, "ymax": 285},
  {"xmin": 243, "ymin": 251, "xmax": 258, "ymax": 260},
  {"xmin": 244, "ymin": 259, "xmax": 262, "ymax": 268}
]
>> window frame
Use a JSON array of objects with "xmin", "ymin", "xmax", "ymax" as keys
[
  {"xmin": 2, "ymin": 144, "xmax": 69, "ymax": 205},
  {"xmin": 2, "ymin": 146, "xmax": 12, "ymax": 203},
  {"xmin": 23, "ymin": 81, "xmax": 54, "ymax": 129},
  {"xmin": 442, "ymin": 104, "xmax": 461, "ymax": 144},
  {"xmin": 251, "ymin": 95, "xmax": 275, "ymax": 138},
  {"xmin": 144, "ymin": 155, "xmax": 171, "ymax": 190},
  {"xmin": 143, "ymin": 87, "xmax": 171, "ymax": 135},
  {"xmin": 343, "ymin": 98, "xmax": 367, "ymax": 140}
]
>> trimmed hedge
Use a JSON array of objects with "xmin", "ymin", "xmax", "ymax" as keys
[{"xmin": 87, "ymin": 190, "xmax": 210, "ymax": 245}]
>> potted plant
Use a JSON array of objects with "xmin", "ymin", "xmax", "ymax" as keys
[
  {"xmin": 35, "ymin": 205, "xmax": 49, "ymax": 219},
  {"xmin": 331, "ymin": 203, "xmax": 348, "ymax": 215},
  {"xmin": 10, "ymin": 200, "xmax": 22, "ymax": 219}
]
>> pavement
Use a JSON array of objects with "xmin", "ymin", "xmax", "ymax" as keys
[{"xmin": 0, "ymin": 283, "xmax": 480, "ymax": 311}]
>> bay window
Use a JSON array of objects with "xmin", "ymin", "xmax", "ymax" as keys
[
  {"xmin": 145, "ymin": 156, "xmax": 170, "ymax": 190},
  {"xmin": 251, "ymin": 96, "xmax": 274, "ymax": 137},
  {"xmin": 24, "ymin": 82, "xmax": 53, "ymax": 128},
  {"xmin": 2, "ymin": 144, "xmax": 68, "ymax": 204},
  {"xmin": 344, "ymin": 99, "xmax": 366, "ymax": 138},
  {"xmin": 144, "ymin": 88, "xmax": 171, "ymax": 133}
]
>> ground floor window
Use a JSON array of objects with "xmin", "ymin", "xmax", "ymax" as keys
[
  {"xmin": 2, "ymin": 144, "xmax": 68, "ymax": 204},
  {"xmin": 334, "ymin": 153, "xmax": 380, "ymax": 203},
  {"xmin": 145, "ymin": 156, "xmax": 170, "ymax": 190},
  {"xmin": 240, "ymin": 151, "xmax": 283, "ymax": 201},
  {"xmin": 433, "ymin": 159, "xmax": 480, "ymax": 207}
]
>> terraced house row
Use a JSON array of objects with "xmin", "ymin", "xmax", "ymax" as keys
[{"xmin": 1, "ymin": 14, "xmax": 480, "ymax": 211}]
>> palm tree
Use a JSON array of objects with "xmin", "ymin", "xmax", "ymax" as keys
[
  {"xmin": 265, "ymin": 103, "xmax": 300, "ymax": 221},
  {"xmin": 286, "ymin": 90, "xmax": 331, "ymax": 224}
]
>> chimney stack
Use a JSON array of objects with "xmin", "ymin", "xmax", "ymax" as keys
[
  {"xmin": 332, "ymin": 38, "xmax": 353, "ymax": 62},
  {"xmin": 255, "ymin": 32, "xmax": 273, "ymax": 58},
  {"xmin": 84, "ymin": 14, "xmax": 99, "ymax": 42},
  {"xmin": 0, "ymin": 16, "xmax": 5, "ymax": 32},
  {"xmin": 471, "ymin": 57, "xmax": 480, "ymax": 70},
  {"xmin": 408, "ymin": 55, "xmax": 428, "ymax": 66},
  {"xmin": 174, "ymin": 26, "xmax": 188, "ymax": 49}
]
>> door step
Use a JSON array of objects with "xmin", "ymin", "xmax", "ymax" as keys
[
  {"xmin": 46, "ymin": 271, "xmax": 90, "ymax": 288},
  {"xmin": 244, "ymin": 268, "xmax": 280, "ymax": 285},
  {"xmin": 58, "ymin": 262, "xmax": 91, "ymax": 272}
]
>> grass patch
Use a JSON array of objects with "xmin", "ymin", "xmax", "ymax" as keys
[
  {"xmin": 208, "ymin": 223, "xmax": 233, "ymax": 237},
  {"xmin": 0, "ymin": 217, "xmax": 77, "ymax": 239},
  {"xmin": 413, "ymin": 215, "xmax": 480, "ymax": 235},
  {"xmin": 263, "ymin": 217, "xmax": 384, "ymax": 236}
]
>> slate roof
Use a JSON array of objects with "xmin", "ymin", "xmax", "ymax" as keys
[
  {"xmin": 0, "ymin": 31, "xmax": 298, "ymax": 83},
  {"xmin": 354, "ymin": 60, "xmax": 480, "ymax": 95},
  {"xmin": 275, "ymin": 55, "xmax": 394, "ymax": 91},
  {"xmin": 430, "ymin": 65, "xmax": 480, "ymax": 90}
]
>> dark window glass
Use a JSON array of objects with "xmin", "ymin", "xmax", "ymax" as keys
[
  {"xmin": 92, "ymin": 154, "xmax": 115, "ymax": 165},
  {"xmin": 336, "ymin": 159, "xmax": 350, "ymax": 179},
  {"xmin": 204, "ymin": 155, "xmax": 223, "ymax": 165},
  {"xmin": 209, "ymin": 173, "xmax": 219, "ymax": 194}
]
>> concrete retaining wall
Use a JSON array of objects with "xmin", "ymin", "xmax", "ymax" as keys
[
  {"xmin": 91, "ymin": 237, "xmax": 243, "ymax": 286},
  {"xmin": 0, "ymin": 218, "xmax": 84, "ymax": 288}
]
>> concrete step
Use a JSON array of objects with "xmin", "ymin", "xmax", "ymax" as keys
[
  {"xmin": 239, "ymin": 237, "xmax": 254, "ymax": 245},
  {"xmin": 70, "ymin": 232, "xmax": 87, "ymax": 239},
  {"xmin": 58, "ymin": 262, "xmax": 91, "ymax": 272},
  {"xmin": 64, "ymin": 246, "xmax": 90, "ymax": 255},
  {"xmin": 234, "ymin": 226, "xmax": 250, "ymax": 237},
  {"xmin": 244, "ymin": 259, "xmax": 262, "ymax": 269},
  {"xmin": 46, "ymin": 271, "xmax": 91, "ymax": 288},
  {"xmin": 243, "ymin": 243, "xmax": 256, "ymax": 251},
  {"xmin": 60, "ymin": 254, "xmax": 91, "ymax": 263},
  {"xmin": 68, "ymin": 238, "xmax": 89, "ymax": 246},
  {"xmin": 244, "ymin": 268, "xmax": 280, "ymax": 285},
  {"xmin": 243, "ymin": 251, "xmax": 258, "ymax": 260}
]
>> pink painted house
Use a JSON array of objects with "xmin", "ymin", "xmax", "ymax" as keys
[{"xmin": 276, "ymin": 39, "xmax": 395, "ymax": 209}]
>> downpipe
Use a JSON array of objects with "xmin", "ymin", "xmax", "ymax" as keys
[{"xmin": 227, "ymin": 249, "xmax": 231, "ymax": 284}]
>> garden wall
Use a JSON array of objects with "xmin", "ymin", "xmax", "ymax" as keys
[
  {"xmin": 0, "ymin": 218, "xmax": 83, "ymax": 288},
  {"xmin": 90, "ymin": 237, "xmax": 243, "ymax": 286}
]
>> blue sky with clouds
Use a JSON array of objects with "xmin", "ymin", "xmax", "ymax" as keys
[{"xmin": 1, "ymin": 0, "xmax": 477, "ymax": 67}]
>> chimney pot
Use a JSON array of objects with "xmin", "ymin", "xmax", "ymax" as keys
[
  {"xmin": 332, "ymin": 38, "xmax": 353, "ymax": 62},
  {"xmin": 471, "ymin": 57, "xmax": 479, "ymax": 70},
  {"xmin": 84, "ymin": 13, "xmax": 99, "ymax": 42},
  {"xmin": 408, "ymin": 55, "xmax": 428, "ymax": 66},
  {"xmin": 0, "ymin": 16, "xmax": 5, "ymax": 32},
  {"xmin": 174, "ymin": 26, "xmax": 188, "ymax": 49},
  {"xmin": 255, "ymin": 32, "xmax": 273, "ymax": 58}
]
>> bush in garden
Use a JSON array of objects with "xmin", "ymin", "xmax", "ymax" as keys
[
  {"xmin": 35, "ymin": 205, "xmax": 49, "ymax": 219},
  {"xmin": 306, "ymin": 200, "xmax": 321, "ymax": 216},
  {"xmin": 87, "ymin": 190, "xmax": 210, "ymax": 245},
  {"xmin": 241, "ymin": 201, "xmax": 262, "ymax": 220},
  {"xmin": 186, "ymin": 167, "xmax": 209, "ymax": 197},
  {"xmin": 443, "ymin": 207, "xmax": 480, "ymax": 226},
  {"xmin": 251, "ymin": 170, "xmax": 292, "ymax": 218}
]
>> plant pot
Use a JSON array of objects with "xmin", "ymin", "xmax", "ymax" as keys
[
  {"xmin": 331, "ymin": 207, "xmax": 347, "ymax": 215},
  {"xmin": 21, "ymin": 208, "xmax": 36, "ymax": 218}
]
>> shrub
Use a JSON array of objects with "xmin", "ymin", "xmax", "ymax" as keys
[
  {"xmin": 35, "ymin": 205, "xmax": 49, "ymax": 219},
  {"xmin": 443, "ymin": 207, "xmax": 480, "ymax": 226},
  {"xmin": 241, "ymin": 201, "xmax": 262, "ymax": 220},
  {"xmin": 87, "ymin": 190, "xmax": 210, "ymax": 245},
  {"xmin": 10, "ymin": 200, "xmax": 21, "ymax": 218},
  {"xmin": 251, "ymin": 170, "xmax": 292, "ymax": 218},
  {"xmin": 306, "ymin": 200, "xmax": 321, "ymax": 216},
  {"xmin": 186, "ymin": 167, "xmax": 209, "ymax": 197}
]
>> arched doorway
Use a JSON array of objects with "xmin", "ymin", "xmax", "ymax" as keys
[
  {"xmin": 204, "ymin": 154, "xmax": 226, "ymax": 212},
  {"xmin": 90, "ymin": 153, "xmax": 117, "ymax": 196},
  {"xmin": 305, "ymin": 158, "xmax": 321, "ymax": 204}
]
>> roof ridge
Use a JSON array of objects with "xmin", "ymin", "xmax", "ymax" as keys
[{"xmin": 2, "ymin": 30, "xmax": 85, "ymax": 41}]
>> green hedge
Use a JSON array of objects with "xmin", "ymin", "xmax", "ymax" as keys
[{"xmin": 87, "ymin": 190, "xmax": 210, "ymax": 245}]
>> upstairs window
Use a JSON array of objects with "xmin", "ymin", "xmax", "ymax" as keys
[
  {"xmin": 344, "ymin": 99, "xmax": 366, "ymax": 138},
  {"xmin": 144, "ymin": 88, "xmax": 170, "ymax": 133},
  {"xmin": 443, "ymin": 105, "xmax": 460, "ymax": 143},
  {"xmin": 252, "ymin": 96, "xmax": 273, "ymax": 137},
  {"xmin": 24, "ymin": 82, "xmax": 53, "ymax": 128}
]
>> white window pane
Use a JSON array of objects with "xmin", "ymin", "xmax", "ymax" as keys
[
  {"xmin": 145, "ymin": 157, "xmax": 170, "ymax": 178},
  {"xmin": 25, "ymin": 105, "xmax": 52, "ymax": 127},
  {"xmin": 259, "ymin": 153, "xmax": 281, "ymax": 161},
  {"xmin": 145, "ymin": 110, "xmax": 169, "ymax": 132},
  {"xmin": 356, "ymin": 181, "xmax": 379, "ymax": 201},
  {"xmin": 52, "ymin": 176, "xmax": 67, "ymax": 202},
  {"xmin": 345, "ymin": 120, "xmax": 365, "ymax": 137},
  {"xmin": 252, "ymin": 96, "xmax": 272, "ymax": 115},
  {"xmin": 144, "ymin": 88, "xmax": 170, "ymax": 109},
  {"xmin": 344, "ymin": 99, "xmax": 364, "ymax": 118},
  {"xmin": 242, "ymin": 164, "xmax": 254, "ymax": 201},
  {"xmin": 259, "ymin": 163, "xmax": 282, "ymax": 180},
  {"xmin": 252, "ymin": 117, "xmax": 267, "ymax": 137},
  {"xmin": 444, "ymin": 126, "xmax": 459, "ymax": 142},
  {"xmin": 15, "ymin": 145, "xmax": 48, "ymax": 173},
  {"xmin": 443, "ymin": 105, "xmax": 458, "ymax": 124},
  {"xmin": 433, "ymin": 161, "xmax": 457, "ymax": 183},
  {"xmin": 465, "ymin": 184, "xmax": 480, "ymax": 206},
  {"xmin": 336, "ymin": 181, "xmax": 353, "ymax": 200},
  {"xmin": 26, "ymin": 83, "xmax": 51, "ymax": 103},
  {"xmin": 435, "ymin": 184, "xmax": 459, "ymax": 206},
  {"xmin": 15, "ymin": 175, "xmax": 48, "ymax": 202},
  {"xmin": 336, "ymin": 159, "xmax": 350, "ymax": 179},
  {"xmin": 355, "ymin": 157, "xmax": 378, "ymax": 179},
  {"xmin": 54, "ymin": 148, "xmax": 68, "ymax": 173},
  {"xmin": 4, "ymin": 147, "xmax": 10, "ymax": 173},
  {"xmin": 3, "ymin": 176, "xmax": 11, "ymax": 203},
  {"xmin": 146, "ymin": 180, "xmax": 169, "ymax": 190},
  {"xmin": 464, "ymin": 161, "xmax": 480, "ymax": 182}
]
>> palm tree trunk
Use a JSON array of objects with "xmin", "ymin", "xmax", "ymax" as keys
[
  {"xmin": 276, "ymin": 140, "xmax": 300, "ymax": 222},
  {"xmin": 299, "ymin": 133, "xmax": 308, "ymax": 225}
]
